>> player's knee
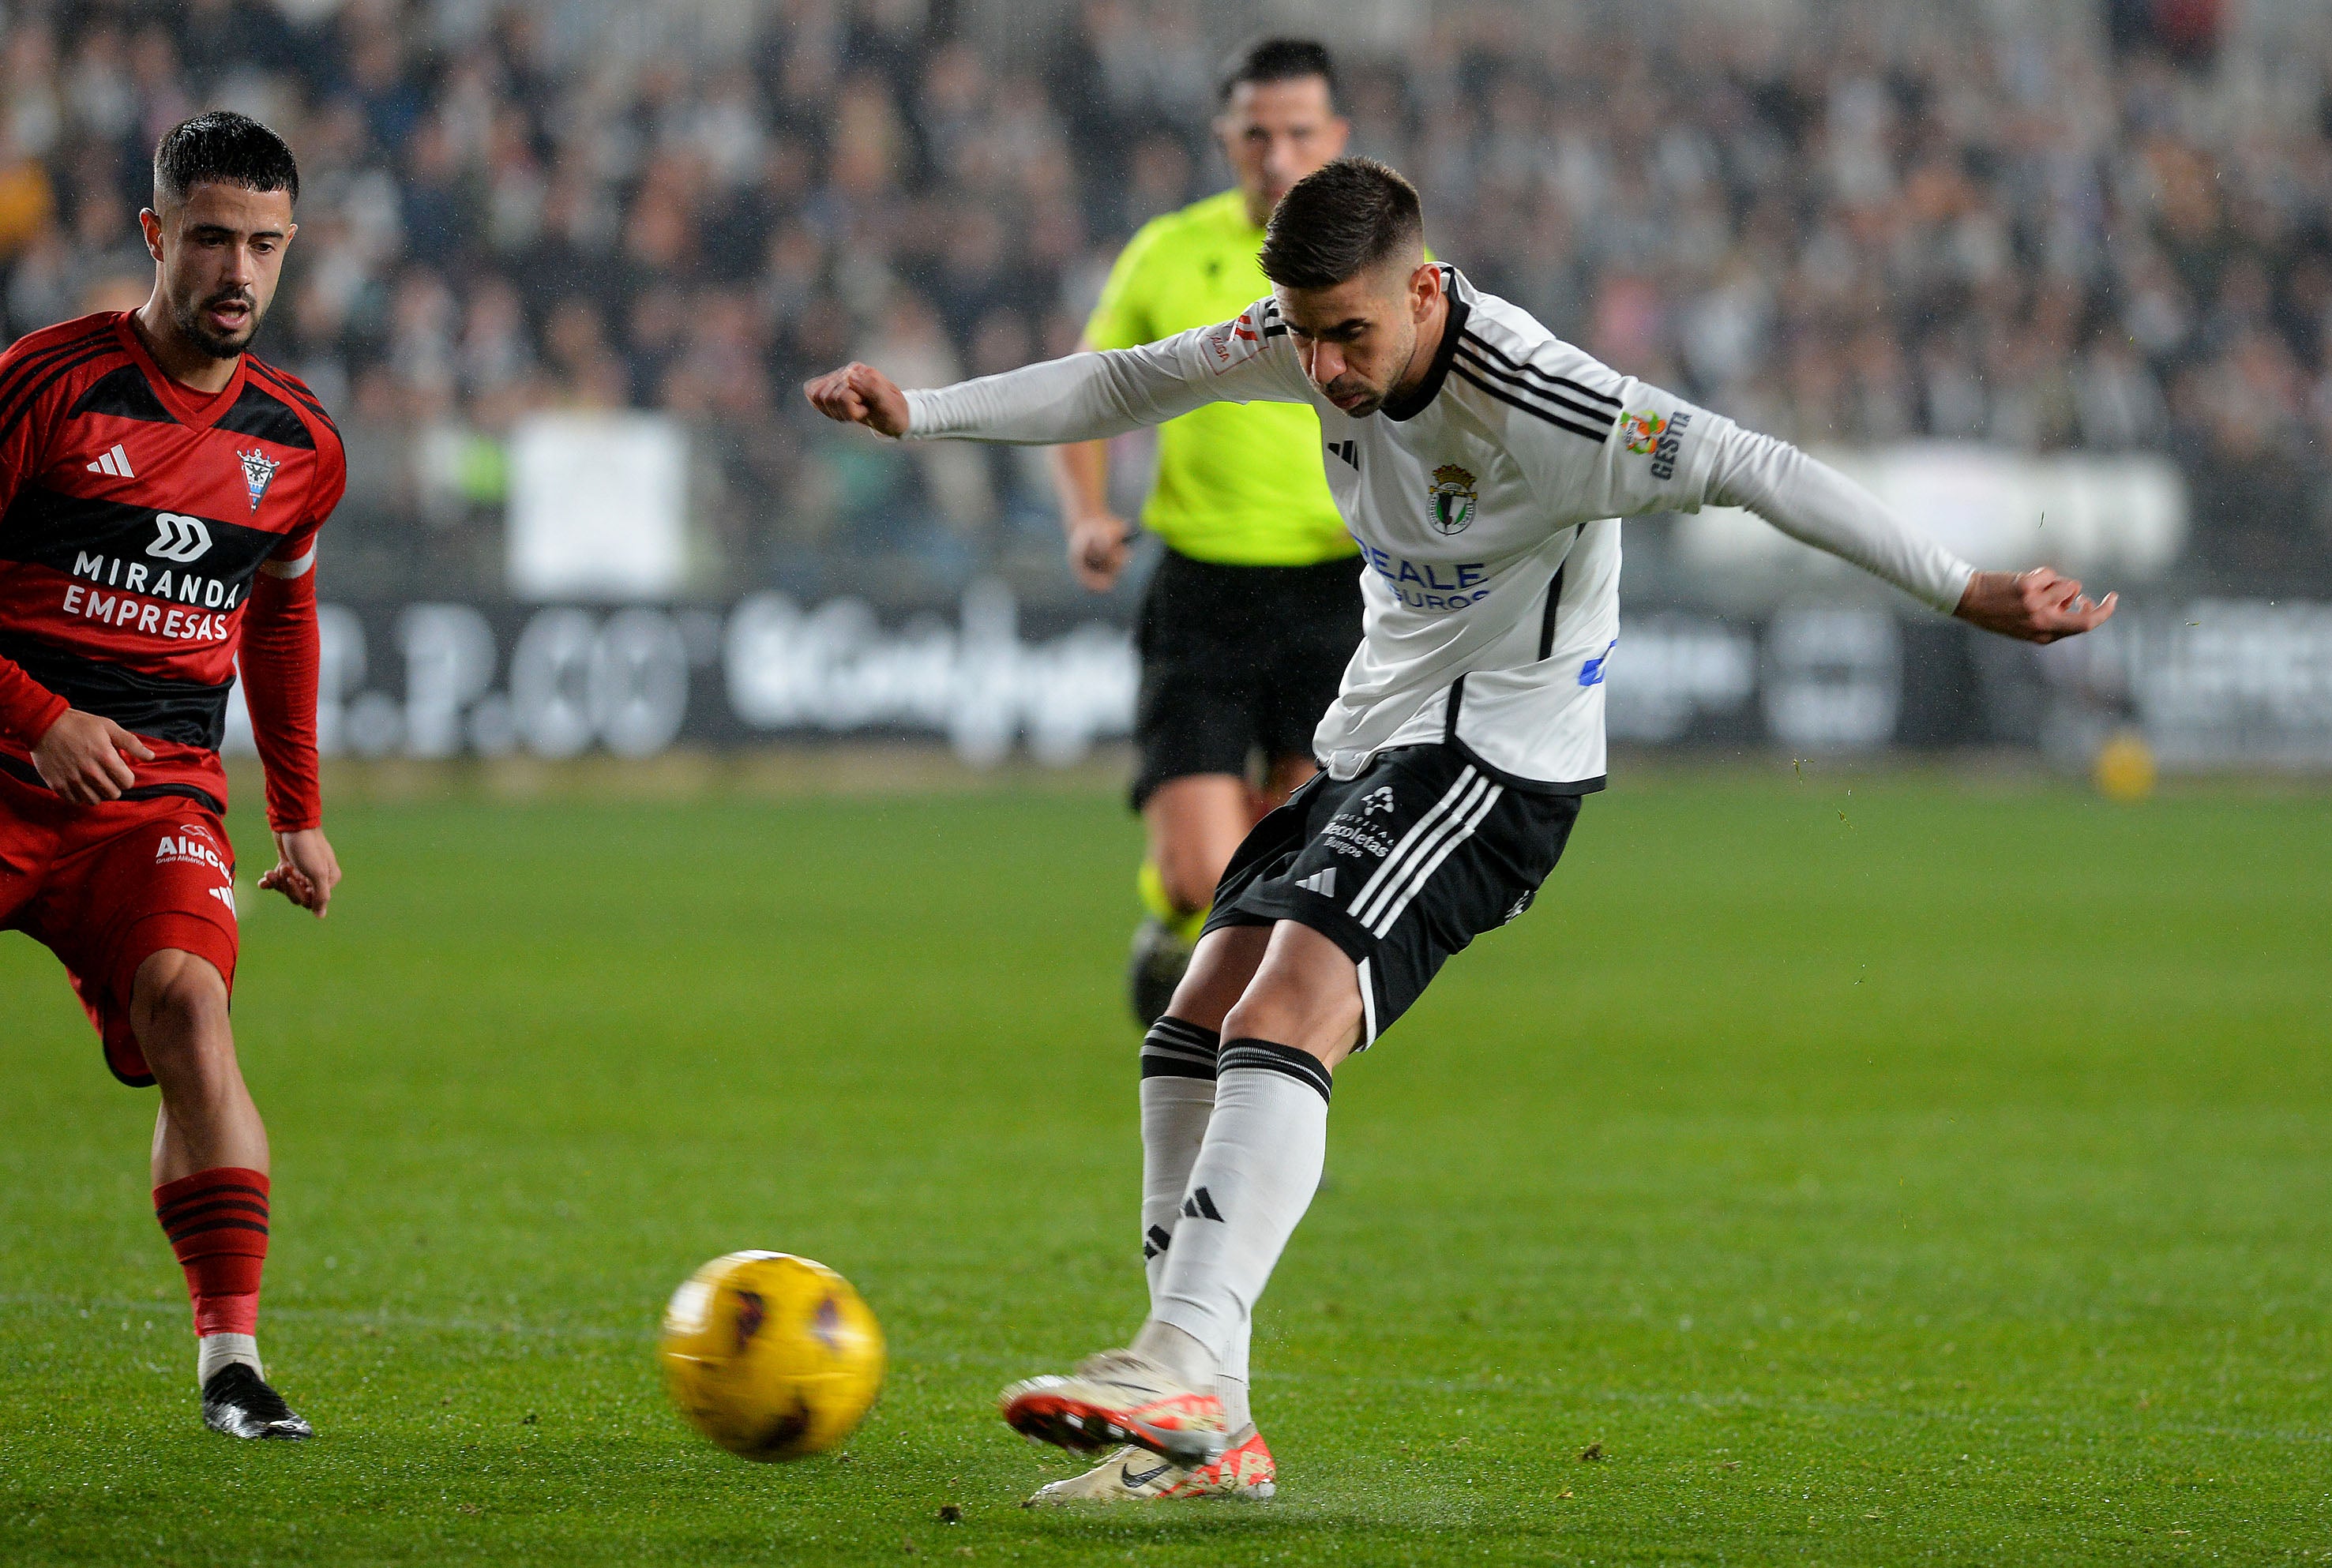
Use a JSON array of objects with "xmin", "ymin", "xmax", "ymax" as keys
[
  {"xmin": 130, "ymin": 951, "xmax": 231, "ymax": 1059},
  {"xmin": 1220, "ymin": 986, "xmax": 1359, "ymax": 1068}
]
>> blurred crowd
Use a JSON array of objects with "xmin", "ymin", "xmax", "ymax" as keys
[{"xmin": 3, "ymin": 0, "xmax": 2329, "ymax": 595}]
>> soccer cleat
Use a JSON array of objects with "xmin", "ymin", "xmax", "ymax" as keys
[
  {"xmin": 1127, "ymin": 917, "xmax": 1194, "ymax": 1030},
  {"xmin": 201, "ymin": 1364, "xmax": 313, "ymax": 1439},
  {"xmin": 1000, "ymin": 1349, "xmax": 1227, "ymax": 1468},
  {"xmin": 1023, "ymin": 1425, "xmax": 1276, "ymax": 1505}
]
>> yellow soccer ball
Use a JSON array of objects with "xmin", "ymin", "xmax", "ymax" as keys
[
  {"xmin": 2093, "ymin": 729, "xmax": 2158, "ymax": 803},
  {"xmin": 659, "ymin": 1251, "xmax": 886, "ymax": 1461}
]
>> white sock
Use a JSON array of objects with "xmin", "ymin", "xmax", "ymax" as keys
[
  {"xmin": 1138, "ymin": 1020, "xmax": 1258, "ymax": 1425},
  {"xmin": 197, "ymin": 1332, "xmax": 262, "ymax": 1386},
  {"xmin": 1137, "ymin": 1052, "xmax": 1215, "ymax": 1301},
  {"xmin": 1149, "ymin": 1040, "xmax": 1331, "ymax": 1369}
]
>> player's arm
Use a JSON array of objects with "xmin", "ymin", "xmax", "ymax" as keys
[
  {"xmin": 1507, "ymin": 341, "xmax": 2113, "ymax": 645},
  {"xmin": 1698, "ymin": 424, "xmax": 2114, "ymax": 643},
  {"xmin": 805, "ymin": 303, "xmax": 1307, "ymax": 445},
  {"xmin": 242, "ymin": 531, "xmax": 341, "ymax": 917}
]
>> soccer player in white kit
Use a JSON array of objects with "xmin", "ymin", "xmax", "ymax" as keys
[{"xmin": 806, "ymin": 158, "xmax": 2114, "ymax": 1495}]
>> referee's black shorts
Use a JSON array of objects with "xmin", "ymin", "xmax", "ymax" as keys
[
  {"xmin": 1131, "ymin": 548, "xmax": 1364, "ymax": 810},
  {"xmin": 1201, "ymin": 742, "xmax": 1585, "ymax": 1046}
]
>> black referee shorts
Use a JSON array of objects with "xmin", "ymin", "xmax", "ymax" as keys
[
  {"xmin": 1130, "ymin": 549, "xmax": 1363, "ymax": 810},
  {"xmin": 1200, "ymin": 743, "xmax": 1584, "ymax": 1046}
]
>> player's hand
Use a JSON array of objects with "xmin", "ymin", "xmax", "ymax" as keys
[
  {"xmin": 30, "ymin": 709, "xmax": 153, "ymax": 804},
  {"xmin": 1066, "ymin": 512, "xmax": 1132, "ymax": 592},
  {"xmin": 259, "ymin": 827, "xmax": 340, "ymax": 917},
  {"xmin": 1953, "ymin": 568, "xmax": 2117, "ymax": 644},
  {"xmin": 802, "ymin": 362, "xmax": 911, "ymax": 437}
]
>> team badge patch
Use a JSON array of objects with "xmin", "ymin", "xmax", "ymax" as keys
[
  {"xmin": 1620, "ymin": 408, "xmax": 1668, "ymax": 456},
  {"xmin": 1428, "ymin": 463, "xmax": 1478, "ymax": 535},
  {"xmin": 237, "ymin": 448, "xmax": 280, "ymax": 512}
]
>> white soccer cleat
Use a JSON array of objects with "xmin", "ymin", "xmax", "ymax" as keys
[
  {"xmin": 998, "ymin": 1349, "xmax": 1228, "ymax": 1468},
  {"xmin": 1023, "ymin": 1425, "xmax": 1277, "ymax": 1506}
]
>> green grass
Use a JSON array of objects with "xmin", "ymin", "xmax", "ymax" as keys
[{"xmin": 2, "ymin": 767, "xmax": 2327, "ymax": 1565}]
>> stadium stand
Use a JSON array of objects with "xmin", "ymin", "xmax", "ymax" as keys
[{"xmin": 3, "ymin": 0, "xmax": 2328, "ymax": 597}]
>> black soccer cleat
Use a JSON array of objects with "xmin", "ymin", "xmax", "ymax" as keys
[
  {"xmin": 1128, "ymin": 917, "xmax": 1193, "ymax": 1030},
  {"xmin": 201, "ymin": 1364, "xmax": 314, "ymax": 1439}
]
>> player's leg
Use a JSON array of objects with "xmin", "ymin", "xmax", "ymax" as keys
[
  {"xmin": 135, "ymin": 947, "xmax": 310, "ymax": 1440},
  {"xmin": 53, "ymin": 802, "xmax": 311, "ymax": 1439},
  {"xmin": 1005, "ymin": 921, "xmax": 1354, "ymax": 1467},
  {"xmin": 1132, "ymin": 918, "xmax": 1358, "ymax": 1382},
  {"xmin": 1008, "ymin": 748, "xmax": 1583, "ymax": 1465},
  {"xmin": 1027, "ymin": 921, "xmax": 1282, "ymax": 1504}
]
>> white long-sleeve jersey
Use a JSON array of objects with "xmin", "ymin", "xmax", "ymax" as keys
[{"xmin": 905, "ymin": 267, "xmax": 1974, "ymax": 791}]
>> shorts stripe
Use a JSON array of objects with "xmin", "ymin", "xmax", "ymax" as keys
[
  {"xmin": 1368, "ymin": 780, "xmax": 1505, "ymax": 936},
  {"xmin": 1349, "ymin": 767, "xmax": 1482, "ymax": 921},
  {"xmin": 1354, "ymin": 955, "xmax": 1380, "ymax": 1048},
  {"xmin": 1351, "ymin": 771, "xmax": 1494, "ymax": 930}
]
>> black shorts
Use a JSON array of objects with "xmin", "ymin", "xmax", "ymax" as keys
[
  {"xmin": 1131, "ymin": 549, "xmax": 1364, "ymax": 809},
  {"xmin": 1200, "ymin": 743, "xmax": 1583, "ymax": 1045}
]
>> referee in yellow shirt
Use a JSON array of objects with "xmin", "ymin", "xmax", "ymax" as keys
[{"xmin": 1053, "ymin": 38, "xmax": 1361, "ymax": 1027}]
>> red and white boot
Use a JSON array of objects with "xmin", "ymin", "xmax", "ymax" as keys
[
  {"xmin": 999, "ymin": 1349, "xmax": 1228, "ymax": 1468},
  {"xmin": 1024, "ymin": 1424, "xmax": 1276, "ymax": 1505}
]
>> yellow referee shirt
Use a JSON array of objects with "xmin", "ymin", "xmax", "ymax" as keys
[{"xmin": 1083, "ymin": 189, "xmax": 1357, "ymax": 567}]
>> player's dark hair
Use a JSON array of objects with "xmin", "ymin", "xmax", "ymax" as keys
[
  {"xmin": 1217, "ymin": 36, "xmax": 1336, "ymax": 107},
  {"xmin": 1259, "ymin": 157, "xmax": 1424, "ymax": 290},
  {"xmin": 152, "ymin": 111, "xmax": 299, "ymax": 209}
]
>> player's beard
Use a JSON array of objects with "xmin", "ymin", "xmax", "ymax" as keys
[
  {"xmin": 1322, "ymin": 373, "xmax": 1387, "ymax": 417},
  {"xmin": 171, "ymin": 287, "xmax": 265, "ymax": 359}
]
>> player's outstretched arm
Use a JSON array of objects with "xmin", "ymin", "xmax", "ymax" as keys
[
  {"xmin": 1696, "ymin": 422, "xmax": 2115, "ymax": 643},
  {"xmin": 805, "ymin": 307, "xmax": 1305, "ymax": 449},
  {"xmin": 1951, "ymin": 568, "xmax": 2116, "ymax": 644}
]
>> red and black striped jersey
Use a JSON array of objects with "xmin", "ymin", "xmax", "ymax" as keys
[{"xmin": 0, "ymin": 311, "xmax": 345, "ymax": 813}]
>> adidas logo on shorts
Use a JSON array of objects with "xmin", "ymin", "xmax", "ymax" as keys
[{"xmin": 1295, "ymin": 868, "xmax": 1336, "ymax": 898}]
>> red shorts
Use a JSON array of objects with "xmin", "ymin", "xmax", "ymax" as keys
[{"xmin": 0, "ymin": 768, "xmax": 238, "ymax": 1086}]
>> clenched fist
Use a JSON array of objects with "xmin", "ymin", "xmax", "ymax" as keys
[{"xmin": 803, "ymin": 362, "xmax": 911, "ymax": 437}]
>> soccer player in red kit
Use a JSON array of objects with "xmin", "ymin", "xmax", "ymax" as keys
[{"xmin": 0, "ymin": 111, "xmax": 343, "ymax": 1439}]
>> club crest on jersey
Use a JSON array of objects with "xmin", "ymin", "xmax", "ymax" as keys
[
  {"xmin": 1428, "ymin": 463, "xmax": 1478, "ymax": 535},
  {"xmin": 237, "ymin": 448, "xmax": 280, "ymax": 512}
]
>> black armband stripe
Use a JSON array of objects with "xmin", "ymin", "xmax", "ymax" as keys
[
  {"xmin": 1453, "ymin": 340, "xmax": 1620, "ymax": 427},
  {"xmin": 1450, "ymin": 364, "xmax": 1610, "ymax": 443},
  {"xmin": 1457, "ymin": 331, "xmax": 1622, "ymax": 408}
]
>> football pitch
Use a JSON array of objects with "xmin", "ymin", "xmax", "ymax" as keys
[{"xmin": 2, "ymin": 763, "xmax": 2326, "ymax": 1566}]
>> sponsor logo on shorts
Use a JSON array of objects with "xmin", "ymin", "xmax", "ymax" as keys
[
  {"xmin": 1322, "ymin": 816, "xmax": 1395, "ymax": 859},
  {"xmin": 208, "ymin": 883, "xmax": 237, "ymax": 917},
  {"xmin": 155, "ymin": 829, "xmax": 231, "ymax": 876},
  {"xmin": 1360, "ymin": 786, "xmax": 1396, "ymax": 816}
]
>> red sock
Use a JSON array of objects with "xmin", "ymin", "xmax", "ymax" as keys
[{"xmin": 154, "ymin": 1167, "xmax": 269, "ymax": 1337}]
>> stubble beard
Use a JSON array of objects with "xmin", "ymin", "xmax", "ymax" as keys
[{"xmin": 170, "ymin": 289, "xmax": 262, "ymax": 359}]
